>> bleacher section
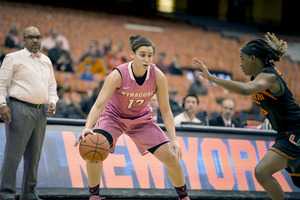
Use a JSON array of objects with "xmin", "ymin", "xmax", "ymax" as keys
[{"xmin": 1, "ymin": 1, "xmax": 300, "ymax": 120}]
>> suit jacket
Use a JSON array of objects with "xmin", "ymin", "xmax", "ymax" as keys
[{"xmin": 209, "ymin": 115, "xmax": 239, "ymax": 127}]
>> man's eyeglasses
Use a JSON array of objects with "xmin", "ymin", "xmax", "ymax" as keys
[{"xmin": 24, "ymin": 35, "xmax": 43, "ymax": 40}]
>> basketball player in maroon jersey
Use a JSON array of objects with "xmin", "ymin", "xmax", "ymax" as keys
[
  {"xmin": 193, "ymin": 32, "xmax": 300, "ymax": 200},
  {"xmin": 75, "ymin": 35, "xmax": 190, "ymax": 200}
]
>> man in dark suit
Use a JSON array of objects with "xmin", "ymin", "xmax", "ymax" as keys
[{"xmin": 209, "ymin": 98, "xmax": 238, "ymax": 127}]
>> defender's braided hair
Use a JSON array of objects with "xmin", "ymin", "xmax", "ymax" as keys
[{"xmin": 241, "ymin": 32, "xmax": 287, "ymax": 67}]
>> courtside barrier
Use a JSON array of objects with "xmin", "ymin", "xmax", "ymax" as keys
[{"xmin": 0, "ymin": 118, "xmax": 299, "ymax": 199}]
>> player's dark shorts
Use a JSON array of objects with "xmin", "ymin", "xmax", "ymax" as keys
[{"xmin": 270, "ymin": 130, "xmax": 300, "ymax": 188}]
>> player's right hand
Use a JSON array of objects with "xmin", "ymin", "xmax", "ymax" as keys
[{"xmin": 74, "ymin": 128, "xmax": 94, "ymax": 147}]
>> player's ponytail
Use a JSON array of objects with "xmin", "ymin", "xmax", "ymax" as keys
[{"xmin": 265, "ymin": 32, "xmax": 287, "ymax": 62}]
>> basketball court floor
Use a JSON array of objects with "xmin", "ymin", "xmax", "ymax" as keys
[{"xmin": 13, "ymin": 188, "xmax": 300, "ymax": 200}]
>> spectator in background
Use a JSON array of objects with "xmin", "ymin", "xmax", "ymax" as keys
[
  {"xmin": 102, "ymin": 37, "xmax": 112, "ymax": 56},
  {"xmin": 168, "ymin": 88, "xmax": 182, "ymax": 117},
  {"xmin": 80, "ymin": 63, "xmax": 94, "ymax": 81},
  {"xmin": 209, "ymin": 98, "xmax": 239, "ymax": 127},
  {"xmin": 52, "ymin": 86, "xmax": 72, "ymax": 118},
  {"xmin": 174, "ymin": 94, "xmax": 201, "ymax": 125},
  {"xmin": 73, "ymin": 80, "xmax": 104, "ymax": 118},
  {"xmin": 79, "ymin": 45, "xmax": 107, "ymax": 78},
  {"xmin": 5, "ymin": 26, "xmax": 23, "ymax": 49},
  {"xmin": 149, "ymin": 94, "xmax": 163, "ymax": 123},
  {"xmin": 156, "ymin": 52, "xmax": 168, "ymax": 74},
  {"xmin": 79, "ymin": 40, "xmax": 104, "ymax": 62},
  {"xmin": 114, "ymin": 40, "xmax": 128, "ymax": 62},
  {"xmin": 188, "ymin": 69, "xmax": 208, "ymax": 95},
  {"xmin": 168, "ymin": 54, "xmax": 183, "ymax": 75},
  {"xmin": 105, "ymin": 45, "xmax": 123, "ymax": 72},
  {"xmin": 48, "ymin": 40, "xmax": 71, "ymax": 66},
  {"xmin": 41, "ymin": 28, "xmax": 70, "ymax": 52},
  {"xmin": 52, "ymin": 86, "xmax": 84, "ymax": 119},
  {"xmin": 55, "ymin": 52, "xmax": 74, "ymax": 73}
]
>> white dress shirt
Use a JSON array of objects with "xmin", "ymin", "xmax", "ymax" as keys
[
  {"xmin": 174, "ymin": 112, "xmax": 201, "ymax": 125},
  {"xmin": 0, "ymin": 48, "xmax": 58, "ymax": 104}
]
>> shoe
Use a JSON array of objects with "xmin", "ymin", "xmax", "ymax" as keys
[
  {"xmin": 89, "ymin": 196, "xmax": 106, "ymax": 200},
  {"xmin": 179, "ymin": 197, "xmax": 190, "ymax": 200}
]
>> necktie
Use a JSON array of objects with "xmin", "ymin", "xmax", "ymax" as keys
[{"xmin": 31, "ymin": 52, "xmax": 41, "ymax": 58}]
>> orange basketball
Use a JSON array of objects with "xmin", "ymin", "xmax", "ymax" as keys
[{"xmin": 79, "ymin": 133, "xmax": 110, "ymax": 163}]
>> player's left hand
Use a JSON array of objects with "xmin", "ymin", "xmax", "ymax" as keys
[
  {"xmin": 47, "ymin": 102, "xmax": 56, "ymax": 116},
  {"xmin": 170, "ymin": 140, "xmax": 182, "ymax": 161},
  {"xmin": 192, "ymin": 58, "xmax": 213, "ymax": 81}
]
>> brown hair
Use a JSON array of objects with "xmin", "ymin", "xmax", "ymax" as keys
[{"xmin": 129, "ymin": 35, "xmax": 155, "ymax": 54}]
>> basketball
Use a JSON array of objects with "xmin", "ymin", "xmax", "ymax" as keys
[{"xmin": 79, "ymin": 133, "xmax": 110, "ymax": 163}]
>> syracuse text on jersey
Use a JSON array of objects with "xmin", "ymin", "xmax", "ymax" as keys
[{"xmin": 121, "ymin": 91, "xmax": 154, "ymax": 98}]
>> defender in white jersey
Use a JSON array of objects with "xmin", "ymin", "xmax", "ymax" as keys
[{"xmin": 75, "ymin": 35, "xmax": 190, "ymax": 200}]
